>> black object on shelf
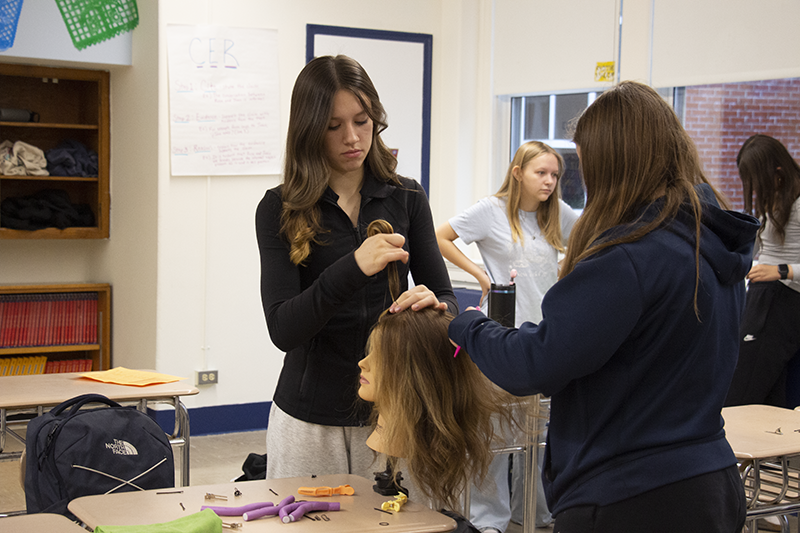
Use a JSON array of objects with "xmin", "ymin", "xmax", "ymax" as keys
[
  {"xmin": 0, "ymin": 189, "xmax": 95, "ymax": 230},
  {"xmin": 0, "ymin": 108, "xmax": 39, "ymax": 122}
]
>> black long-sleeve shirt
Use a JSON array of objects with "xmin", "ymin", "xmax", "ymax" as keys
[{"xmin": 256, "ymin": 172, "xmax": 457, "ymax": 426}]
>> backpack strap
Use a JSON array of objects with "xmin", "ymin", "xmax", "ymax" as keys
[
  {"xmin": 51, "ymin": 393, "xmax": 121, "ymax": 417},
  {"xmin": 38, "ymin": 394, "xmax": 123, "ymax": 469}
]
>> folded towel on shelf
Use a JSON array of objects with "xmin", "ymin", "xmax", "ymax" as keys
[
  {"xmin": 0, "ymin": 140, "xmax": 49, "ymax": 176},
  {"xmin": 0, "ymin": 140, "xmax": 14, "ymax": 172}
]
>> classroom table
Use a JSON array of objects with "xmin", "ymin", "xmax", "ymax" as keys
[
  {"xmin": 0, "ymin": 512, "xmax": 88, "ymax": 532},
  {"xmin": 69, "ymin": 474, "xmax": 457, "ymax": 532},
  {"xmin": 723, "ymin": 404, "xmax": 800, "ymax": 531},
  {"xmin": 0, "ymin": 371, "xmax": 198, "ymax": 489}
]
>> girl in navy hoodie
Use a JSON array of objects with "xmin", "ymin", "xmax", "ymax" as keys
[{"xmin": 449, "ymin": 81, "xmax": 759, "ymax": 533}]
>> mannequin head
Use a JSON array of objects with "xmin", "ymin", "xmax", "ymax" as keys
[{"xmin": 358, "ymin": 308, "xmax": 523, "ymax": 509}]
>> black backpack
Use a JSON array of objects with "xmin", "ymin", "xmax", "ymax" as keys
[{"xmin": 24, "ymin": 393, "xmax": 175, "ymax": 518}]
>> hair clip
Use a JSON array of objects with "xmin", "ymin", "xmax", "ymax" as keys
[{"xmin": 453, "ymin": 346, "xmax": 461, "ymax": 358}]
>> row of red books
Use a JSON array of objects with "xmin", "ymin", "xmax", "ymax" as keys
[
  {"xmin": 44, "ymin": 358, "xmax": 93, "ymax": 374},
  {"xmin": 0, "ymin": 357, "xmax": 92, "ymax": 376},
  {"xmin": 0, "ymin": 293, "xmax": 98, "ymax": 348}
]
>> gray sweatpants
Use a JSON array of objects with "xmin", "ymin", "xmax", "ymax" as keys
[
  {"xmin": 265, "ymin": 402, "xmax": 379, "ymax": 480},
  {"xmin": 265, "ymin": 403, "xmax": 421, "ymax": 502}
]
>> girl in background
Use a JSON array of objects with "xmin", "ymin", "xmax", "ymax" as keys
[
  {"xmin": 725, "ymin": 134, "xmax": 800, "ymax": 407},
  {"xmin": 436, "ymin": 140, "xmax": 578, "ymax": 532},
  {"xmin": 256, "ymin": 55, "xmax": 457, "ymax": 483}
]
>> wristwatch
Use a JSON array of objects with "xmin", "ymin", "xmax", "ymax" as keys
[{"xmin": 778, "ymin": 264, "xmax": 789, "ymax": 280}]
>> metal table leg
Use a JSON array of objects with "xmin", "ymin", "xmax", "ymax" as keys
[
  {"xmin": 522, "ymin": 395, "xmax": 541, "ymax": 533},
  {"xmin": 173, "ymin": 397, "xmax": 191, "ymax": 487}
]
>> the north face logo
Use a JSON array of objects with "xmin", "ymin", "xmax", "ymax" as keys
[{"xmin": 105, "ymin": 439, "xmax": 139, "ymax": 455}]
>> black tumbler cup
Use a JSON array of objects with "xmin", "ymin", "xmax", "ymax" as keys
[{"xmin": 488, "ymin": 283, "xmax": 516, "ymax": 327}]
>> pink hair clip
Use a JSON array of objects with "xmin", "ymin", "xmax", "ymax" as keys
[{"xmin": 453, "ymin": 346, "xmax": 461, "ymax": 358}]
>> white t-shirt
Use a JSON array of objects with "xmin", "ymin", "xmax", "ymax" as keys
[
  {"xmin": 756, "ymin": 195, "xmax": 800, "ymax": 293},
  {"xmin": 449, "ymin": 196, "xmax": 579, "ymax": 325}
]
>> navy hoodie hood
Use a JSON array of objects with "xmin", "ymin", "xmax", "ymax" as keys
[
  {"xmin": 628, "ymin": 182, "xmax": 759, "ymax": 285},
  {"xmin": 694, "ymin": 184, "xmax": 760, "ymax": 285}
]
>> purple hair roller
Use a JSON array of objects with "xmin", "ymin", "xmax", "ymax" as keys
[
  {"xmin": 200, "ymin": 501, "xmax": 274, "ymax": 515},
  {"xmin": 243, "ymin": 495, "xmax": 294, "ymax": 521},
  {"xmin": 280, "ymin": 501, "xmax": 341, "ymax": 523}
]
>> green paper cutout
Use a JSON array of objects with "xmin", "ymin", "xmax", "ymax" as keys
[{"xmin": 56, "ymin": 0, "xmax": 139, "ymax": 51}]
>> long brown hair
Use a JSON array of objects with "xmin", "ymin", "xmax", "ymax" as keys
[
  {"xmin": 365, "ymin": 308, "xmax": 523, "ymax": 510},
  {"xmin": 367, "ymin": 219, "xmax": 399, "ymax": 301},
  {"xmin": 563, "ymin": 81, "xmax": 729, "ymax": 315},
  {"xmin": 495, "ymin": 141, "xmax": 566, "ymax": 251},
  {"xmin": 281, "ymin": 55, "xmax": 401, "ymax": 265},
  {"xmin": 737, "ymin": 134, "xmax": 800, "ymax": 245}
]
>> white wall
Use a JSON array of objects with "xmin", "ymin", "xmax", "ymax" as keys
[
  {"xmin": 650, "ymin": 0, "xmax": 800, "ymax": 87},
  {"xmin": 3, "ymin": 0, "xmax": 800, "ymax": 413},
  {"xmin": 494, "ymin": 0, "xmax": 621, "ymax": 95},
  {"xmin": 100, "ymin": 4, "xmax": 161, "ymax": 372}
]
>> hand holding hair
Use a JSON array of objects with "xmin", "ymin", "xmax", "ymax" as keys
[
  {"xmin": 363, "ymin": 219, "xmax": 445, "ymax": 313},
  {"xmin": 389, "ymin": 284, "xmax": 448, "ymax": 313},
  {"xmin": 354, "ymin": 230, "xmax": 408, "ymax": 277}
]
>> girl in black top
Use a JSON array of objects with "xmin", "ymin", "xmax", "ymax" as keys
[{"xmin": 255, "ymin": 55, "xmax": 457, "ymax": 480}]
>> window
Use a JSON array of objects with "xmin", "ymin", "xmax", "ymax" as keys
[
  {"xmin": 510, "ymin": 79, "xmax": 800, "ymax": 215},
  {"xmin": 675, "ymin": 77, "xmax": 800, "ymax": 213}
]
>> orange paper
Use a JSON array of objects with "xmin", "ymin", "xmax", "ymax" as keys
[{"xmin": 80, "ymin": 367, "xmax": 185, "ymax": 387}]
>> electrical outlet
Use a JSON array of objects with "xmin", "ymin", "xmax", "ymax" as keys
[{"xmin": 196, "ymin": 370, "xmax": 219, "ymax": 386}]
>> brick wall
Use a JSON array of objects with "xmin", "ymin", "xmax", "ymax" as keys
[{"xmin": 683, "ymin": 78, "xmax": 800, "ymax": 212}]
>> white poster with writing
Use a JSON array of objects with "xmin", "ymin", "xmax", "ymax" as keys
[{"xmin": 166, "ymin": 25, "xmax": 280, "ymax": 176}]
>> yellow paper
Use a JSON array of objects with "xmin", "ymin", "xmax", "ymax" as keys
[
  {"xmin": 80, "ymin": 367, "xmax": 186, "ymax": 387},
  {"xmin": 594, "ymin": 61, "xmax": 615, "ymax": 82}
]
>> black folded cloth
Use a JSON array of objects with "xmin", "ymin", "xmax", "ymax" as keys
[
  {"xmin": 46, "ymin": 139, "xmax": 99, "ymax": 177},
  {"xmin": 233, "ymin": 453, "xmax": 267, "ymax": 482},
  {"xmin": 1, "ymin": 189, "xmax": 95, "ymax": 230}
]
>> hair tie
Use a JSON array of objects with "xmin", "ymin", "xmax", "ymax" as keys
[{"xmin": 453, "ymin": 346, "xmax": 461, "ymax": 358}]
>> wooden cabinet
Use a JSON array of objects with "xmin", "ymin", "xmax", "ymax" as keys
[
  {"xmin": 0, "ymin": 283, "xmax": 111, "ymax": 373},
  {"xmin": 0, "ymin": 63, "xmax": 109, "ymax": 239}
]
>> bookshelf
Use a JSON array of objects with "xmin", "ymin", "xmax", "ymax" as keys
[
  {"xmin": 0, "ymin": 283, "xmax": 111, "ymax": 374},
  {"xmin": 0, "ymin": 63, "xmax": 109, "ymax": 239}
]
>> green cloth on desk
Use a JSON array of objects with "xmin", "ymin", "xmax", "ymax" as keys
[{"xmin": 94, "ymin": 509, "xmax": 222, "ymax": 533}]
